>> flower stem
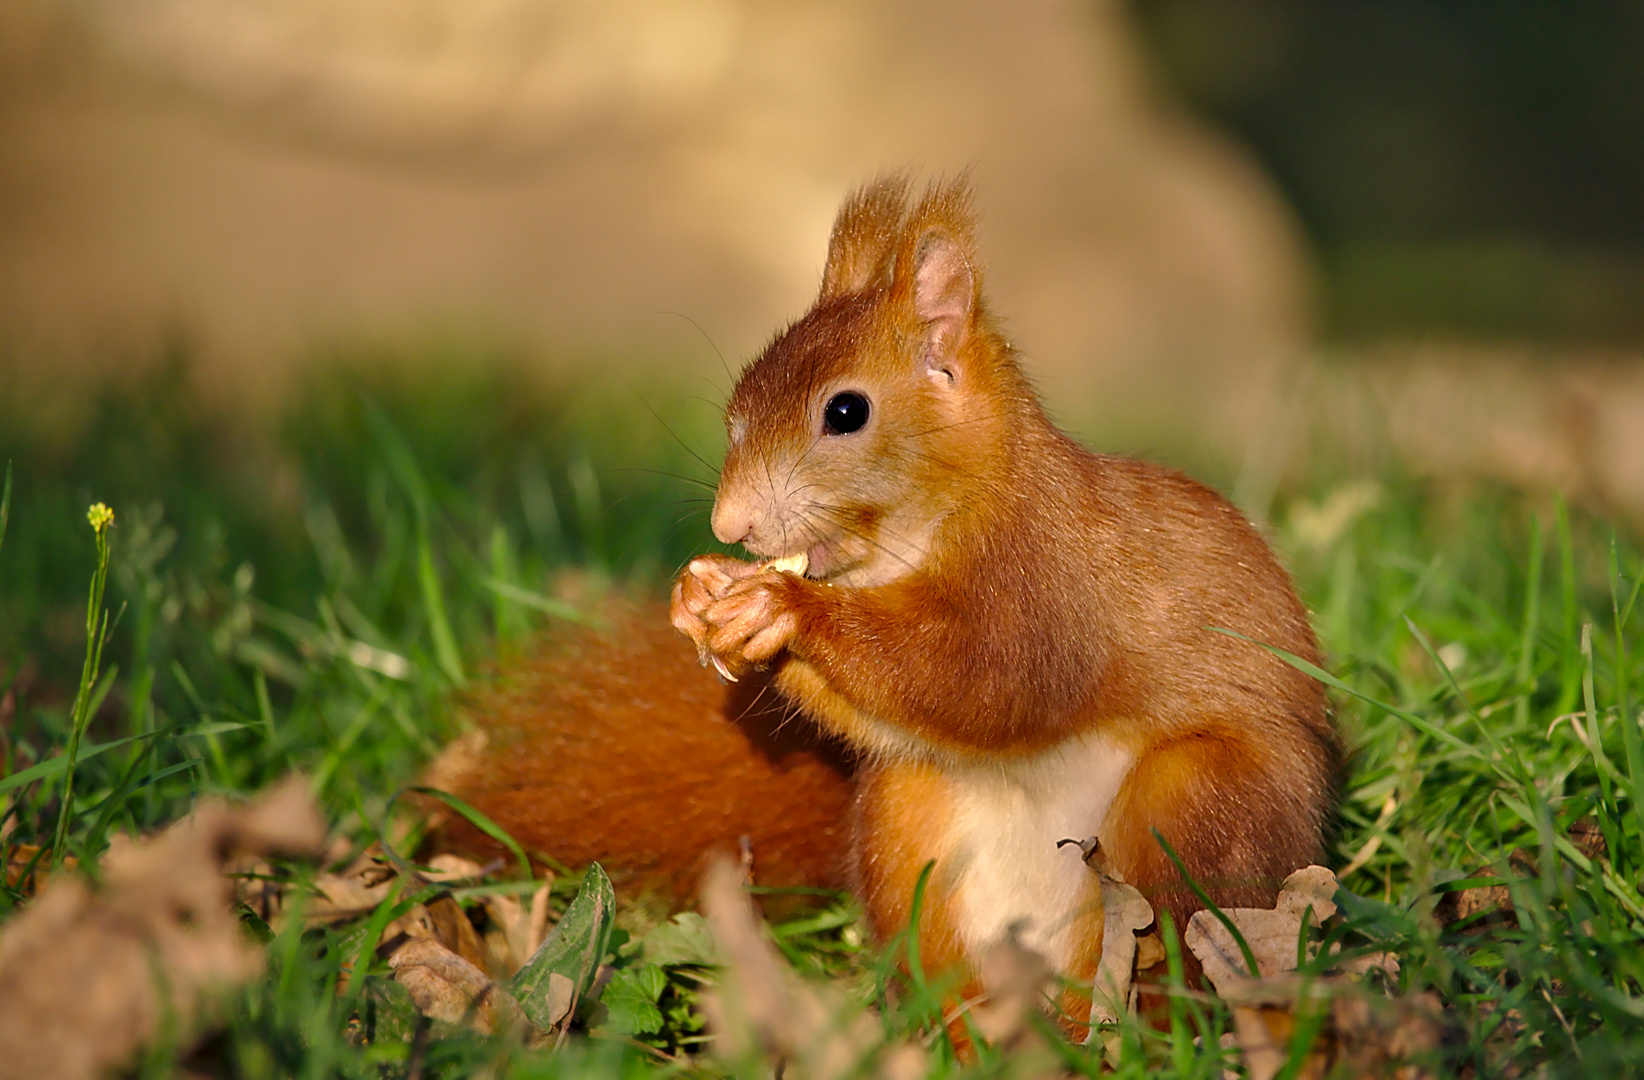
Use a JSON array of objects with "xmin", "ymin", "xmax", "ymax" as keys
[{"xmin": 52, "ymin": 504, "xmax": 114, "ymax": 870}]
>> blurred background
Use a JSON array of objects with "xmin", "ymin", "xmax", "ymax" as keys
[{"xmin": 2, "ymin": 0, "xmax": 1642, "ymax": 682}]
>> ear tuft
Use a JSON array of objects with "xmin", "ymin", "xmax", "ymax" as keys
[
  {"xmin": 912, "ymin": 230, "xmax": 975, "ymax": 375},
  {"xmin": 820, "ymin": 175, "xmax": 911, "ymax": 300}
]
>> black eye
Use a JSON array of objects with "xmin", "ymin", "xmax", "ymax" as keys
[{"xmin": 823, "ymin": 391, "xmax": 871, "ymax": 435}]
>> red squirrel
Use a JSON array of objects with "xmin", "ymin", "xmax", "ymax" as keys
[
  {"xmin": 433, "ymin": 175, "xmax": 1337, "ymax": 1030},
  {"xmin": 666, "ymin": 175, "xmax": 1338, "ymax": 1023}
]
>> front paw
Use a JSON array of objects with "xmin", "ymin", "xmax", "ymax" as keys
[
  {"xmin": 670, "ymin": 555, "xmax": 754, "ymax": 645},
  {"xmin": 671, "ymin": 555, "xmax": 775, "ymax": 679},
  {"xmin": 699, "ymin": 572, "xmax": 803, "ymax": 676}
]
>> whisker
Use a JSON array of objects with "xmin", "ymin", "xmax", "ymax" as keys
[
  {"xmin": 731, "ymin": 681, "xmax": 771, "ymax": 723},
  {"xmin": 620, "ymin": 376, "xmax": 722, "ymax": 480},
  {"xmin": 613, "ymin": 466, "xmax": 719, "ymax": 492},
  {"xmin": 804, "ymin": 504, "xmax": 921, "ymax": 572},
  {"xmin": 685, "ymin": 391, "xmax": 729, "ymax": 412},
  {"xmin": 900, "ymin": 412, "xmax": 1005, "ymax": 440},
  {"xmin": 786, "ymin": 434, "xmax": 825, "ymax": 489},
  {"xmin": 658, "ymin": 310, "xmax": 735, "ymax": 392},
  {"xmin": 898, "ymin": 446, "xmax": 969, "ymax": 475}
]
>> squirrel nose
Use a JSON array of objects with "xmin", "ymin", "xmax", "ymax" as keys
[{"xmin": 711, "ymin": 498, "xmax": 754, "ymax": 546}]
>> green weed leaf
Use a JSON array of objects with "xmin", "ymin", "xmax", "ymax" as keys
[
  {"xmin": 597, "ymin": 964, "xmax": 666, "ymax": 1036},
  {"xmin": 509, "ymin": 863, "xmax": 615, "ymax": 1032},
  {"xmin": 640, "ymin": 912, "xmax": 718, "ymax": 967}
]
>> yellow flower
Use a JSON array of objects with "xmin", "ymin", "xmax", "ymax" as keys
[{"xmin": 87, "ymin": 502, "xmax": 114, "ymax": 533}]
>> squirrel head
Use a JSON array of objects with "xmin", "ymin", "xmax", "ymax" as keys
[{"xmin": 712, "ymin": 174, "xmax": 1031, "ymax": 587}]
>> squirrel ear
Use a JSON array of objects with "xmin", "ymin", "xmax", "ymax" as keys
[
  {"xmin": 820, "ymin": 177, "xmax": 910, "ymax": 300},
  {"xmin": 912, "ymin": 230, "xmax": 974, "ymax": 382}
]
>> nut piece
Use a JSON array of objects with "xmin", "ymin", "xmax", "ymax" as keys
[{"xmin": 763, "ymin": 552, "xmax": 809, "ymax": 576}]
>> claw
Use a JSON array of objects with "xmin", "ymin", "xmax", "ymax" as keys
[{"xmin": 709, "ymin": 653, "xmax": 738, "ymax": 683}]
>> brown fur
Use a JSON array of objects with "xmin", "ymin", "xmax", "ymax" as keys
[
  {"xmin": 426, "ymin": 592, "xmax": 855, "ymax": 903},
  {"xmin": 672, "ymin": 175, "xmax": 1340, "ymax": 1033}
]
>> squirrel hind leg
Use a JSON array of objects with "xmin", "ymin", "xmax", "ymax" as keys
[{"xmin": 1099, "ymin": 725, "xmax": 1334, "ymax": 998}]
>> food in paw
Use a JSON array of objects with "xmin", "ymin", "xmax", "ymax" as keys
[{"xmin": 762, "ymin": 552, "xmax": 810, "ymax": 576}]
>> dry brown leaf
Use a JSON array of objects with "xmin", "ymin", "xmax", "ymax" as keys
[
  {"xmin": 422, "ymin": 853, "xmax": 490, "ymax": 883},
  {"xmin": 1186, "ymin": 866, "xmax": 1339, "ymax": 992},
  {"xmin": 0, "ymin": 775, "xmax": 327, "ymax": 1080},
  {"xmin": 3, "ymin": 845, "xmax": 76, "ymax": 897},
  {"xmin": 1433, "ymin": 869, "xmax": 1517, "ymax": 931},
  {"xmin": 1434, "ymin": 822, "xmax": 1604, "ymax": 933},
  {"xmin": 1186, "ymin": 866, "xmax": 1399, "ymax": 992},
  {"xmin": 1135, "ymin": 931, "xmax": 1166, "ymax": 970},
  {"xmin": 386, "ymin": 937, "xmax": 527, "ymax": 1035},
  {"xmin": 304, "ymin": 845, "xmax": 522, "ymax": 982},
  {"xmin": 972, "ymin": 928, "xmax": 1053, "ymax": 1051},
  {"xmin": 1177, "ymin": 868, "xmax": 1440, "ymax": 1080},
  {"xmin": 228, "ymin": 856, "xmax": 281, "ymax": 925},
  {"xmin": 422, "ymin": 894, "xmax": 495, "ymax": 975},
  {"xmin": 301, "ymin": 846, "xmax": 400, "ymax": 926},
  {"xmin": 527, "ymin": 878, "xmax": 554, "ymax": 957},
  {"xmin": 1089, "ymin": 876, "xmax": 1155, "ymax": 1057},
  {"xmin": 1223, "ymin": 980, "xmax": 1452, "ymax": 1080},
  {"xmin": 700, "ymin": 858, "xmax": 926, "ymax": 1080}
]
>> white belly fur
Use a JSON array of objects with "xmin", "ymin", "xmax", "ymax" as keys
[{"xmin": 941, "ymin": 731, "xmax": 1135, "ymax": 971}]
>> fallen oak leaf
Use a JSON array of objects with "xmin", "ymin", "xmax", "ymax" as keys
[
  {"xmin": 3, "ymin": 844, "xmax": 73, "ymax": 896},
  {"xmin": 972, "ymin": 926, "xmax": 1054, "ymax": 1052},
  {"xmin": 421, "ymin": 853, "xmax": 549, "ymax": 975},
  {"xmin": 0, "ymin": 775, "xmax": 326, "ymax": 1080},
  {"xmin": 421, "ymin": 892, "xmax": 496, "ymax": 977},
  {"xmin": 1185, "ymin": 866, "xmax": 1339, "ymax": 991},
  {"xmin": 700, "ymin": 857, "xmax": 925, "ymax": 1080},
  {"xmin": 387, "ymin": 937, "xmax": 528, "ymax": 1035},
  {"xmin": 1432, "ymin": 820, "xmax": 1603, "ymax": 932},
  {"xmin": 526, "ymin": 877, "xmax": 554, "ymax": 958},
  {"xmin": 298, "ymin": 845, "xmax": 401, "ymax": 926},
  {"xmin": 1089, "ymin": 876, "xmax": 1155, "ymax": 1058},
  {"xmin": 1221, "ymin": 978, "xmax": 1453, "ymax": 1080}
]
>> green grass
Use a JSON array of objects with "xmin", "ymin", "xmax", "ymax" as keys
[{"xmin": 0, "ymin": 351, "xmax": 1641, "ymax": 1077}]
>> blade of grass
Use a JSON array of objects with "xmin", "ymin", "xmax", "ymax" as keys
[
  {"xmin": 1581, "ymin": 624, "xmax": 1624, "ymax": 863},
  {"xmin": 416, "ymin": 534, "xmax": 466, "ymax": 687},
  {"xmin": 1402, "ymin": 615, "xmax": 1523, "ymax": 783},
  {"xmin": 404, "ymin": 786, "xmax": 532, "ymax": 881},
  {"xmin": 360, "ymin": 398, "xmax": 465, "ymax": 687},
  {"xmin": 1151, "ymin": 829, "xmax": 1262, "ymax": 979},
  {"xmin": 1496, "ymin": 793, "xmax": 1644, "ymax": 921},
  {"xmin": 1513, "ymin": 517, "xmax": 1544, "ymax": 728},
  {"xmin": 312, "ymin": 678, "xmax": 393, "ymax": 797},
  {"xmin": 0, "ymin": 728, "xmax": 170, "ymax": 795},
  {"xmin": 1211, "ymin": 627, "xmax": 1512, "ymax": 781},
  {"xmin": 1609, "ymin": 538, "xmax": 1644, "ymax": 859},
  {"xmin": 1553, "ymin": 498, "xmax": 1581, "ymax": 717},
  {"xmin": 0, "ymin": 460, "xmax": 11, "ymax": 560},
  {"xmin": 481, "ymin": 578, "xmax": 587, "ymax": 623},
  {"xmin": 82, "ymin": 736, "xmax": 160, "ymax": 856}
]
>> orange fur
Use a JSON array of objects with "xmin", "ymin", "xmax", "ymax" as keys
[
  {"xmin": 671, "ymin": 175, "xmax": 1340, "ymax": 1036},
  {"xmin": 425, "ymin": 591, "xmax": 855, "ymax": 903}
]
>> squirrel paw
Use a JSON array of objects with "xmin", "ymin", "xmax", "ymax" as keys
[
  {"xmin": 671, "ymin": 557, "xmax": 801, "ymax": 678},
  {"xmin": 705, "ymin": 576, "xmax": 801, "ymax": 665}
]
